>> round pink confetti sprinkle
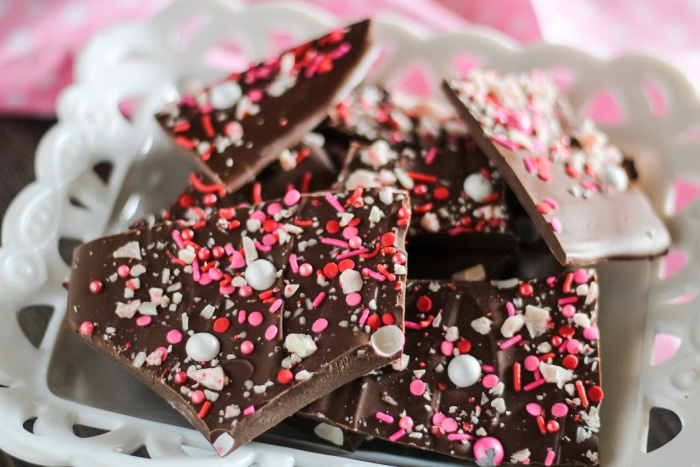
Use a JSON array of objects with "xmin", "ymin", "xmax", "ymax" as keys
[
  {"xmin": 348, "ymin": 236, "xmax": 362, "ymax": 249},
  {"xmin": 573, "ymin": 269, "xmax": 589, "ymax": 284},
  {"xmin": 248, "ymin": 88, "xmax": 263, "ymax": 102},
  {"xmin": 399, "ymin": 416, "xmax": 414, "ymax": 430},
  {"xmin": 312, "ymin": 318, "xmax": 328, "ymax": 333},
  {"xmin": 80, "ymin": 321, "xmax": 94, "ymax": 335},
  {"xmin": 136, "ymin": 316, "xmax": 152, "ymax": 327},
  {"xmin": 265, "ymin": 325, "xmax": 278, "ymax": 340},
  {"xmin": 267, "ymin": 202, "xmax": 283, "ymax": 216},
  {"xmin": 551, "ymin": 403, "xmax": 569, "ymax": 418},
  {"xmin": 440, "ymin": 341, "xmax": 454, "ymax": 356},
  {"xmin": 117, "ymin": 265, "xmax": 130, "ymax": 277},
  {"xmin": 208, "ymin": 268, "xmax": 224, "ymax": 280},
  {"xmin": 199, "ymin": 274, "xmax": 213, "ymax": 286},
  {"xmin": 526, "ymin": 403, "xmax": 543, "ymax": 416},
  {"xmin": 167, "ymin": 330, "xmax": 183, "ymax": 344},
  {"xmin": 441, "ymin": 417, "xmax": 458, "ymax": 433},
  {"xmin": 248, "ymin": 311, "xmax": 263, "ymax": 326},
  {"xmin": 240, "ymin": 340, "xmax": 254, "ymax": 354},
  {"xmin": 220, "ymin": 284, "xmax": 235, "ymax": 295},
  {"xmin": 566, "ymin": 339, "xmax": 581, "ymax": 354},
  {"xmin": 346, "ymin": 293, "xmax": 361, "ymax": 306},
  {"xmin": 155, "ymin": 347, "xmax": 168, "ymax": 361},
  {"xmin": 191, "ymin": 390, "xmax": 205, "ymax": 404},
  {"xmin": 284, "ymin": 189, "xmax": 301, "ymax": 206},
  {"xmin": 432, "ymin": 412, "xmax": 446, "ymax": 426},
  {"xmin": 262, "ymin": 234, "xmax": 276, "ymax": 246},
  {"xmin": 238, "ymin": 286, "xmax": 253, "ymax": 297},
  {"xmin": 524, "ymin": 355, "xmax": 540, "ymax": 372},
  {"xmin": 473, "ymin": 437, "xmax": 504, "ymax": 465},
  {"xmin": 269, "ymin": 298, "xmax": 283, "ymax": 313},
  {"xmin": 551, "ymin": 217, "xmax": 563, "ymax": 233},
  {"xmin": 376, "ymin": 412, "xmax": 394, "ymax": 424},
  {"xmin": 561, "ymin": 304, "xmax": 576, "ymax": 318},
  {"xmin": 299, "ymin": 263, "xmax": 313, "ymax": 277},
  {"xmin": 482, "ymin": 374, "xmax": 499, "ymax": 389},
  {"xmin": 251, "ymin": 211, "xmax": 266, "ymax": 222},
  {"xmin": 342, "ymin": 226, "xmax": 359, "ymax": 240},
  {"xmin": 583, "ymin": 326, "xmax": 600, "ymax": 340},
  {"xmin": 410, "ymin": 379, "xmax": 426, "ymax": 396}
]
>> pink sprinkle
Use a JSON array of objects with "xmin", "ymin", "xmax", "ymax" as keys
[
  {"xmin": 254, "ymin": 241, "xmax": 272, "ymax": 252},
  {"xmin": 199, "ymin": 274, "xmax": 213, "ymax": 286},
  {"xmin": 305, "ymin": 53, "xmax": 324, "ymax": 78},
  {"xmin": 551, "ymin": 403, "xmax": 569, "ymax": 418},
  {"xmin": 243, "ymin": 406, "xmax": 255, "ymax": 416},
  {"xmin": 79, "ymin": 321, "xmax": 94, "ymax": 335},
  {"xmin": 172, "ymin": 230, "xmax": 185, "ymax": 249},
  {"xmin": 492, "ymin": 134, "xmax": 519, "ymax": 150},
  {"xmin": 567, "ymin": 339, "xmax": 581, "ymax": 354},
  {"xmin": 545, "ymin": 450, "xmax": 555, "ymax": 466},
  {"xmin": 551, "ymin": 217, "xmax": 563, "ymax": 233},
  {"xmin": 284, "ymin": 189, "xmax": 301, "ymax": 206},
  {"xmin": 313, "ymin": 292, "xmax": 326, "ymax": 308},
  {"xmin": 482, "ymin": 374, "xmax": 499, "ymax": 389},
  {"xmin": 251, "ymin": 211, "xmax": 266, "ymax": 223},
  {"xmin": 410, "ymin": 379, "xmax": 426, "ymax": 396},
  {"xmin": 230, "ymin": 250, "xmax": 245, "ymax": 269},
  {"xmin": 225, "ymin": 243, "xmax": 235, "ymax": 256},
  {"xmin": 265, "ymin": 325, "xmax": 278, "ymax": 340},
  {"xmin": 546, "ymin": 276, "xmax": 557, "ymax": 286},
  {"xmin": 363, "ymin": 268, "xmax": 386, "ymax": 282},
  {"xmin": 192, "ymin": 258, "xmax": 201, "ymax": 281},
  {"xmin": 269, "ymin": 298, "xmax": 283, "ymax": 313},
  {"xmin": 330, "ymin": 42, "xmax": 351, "ymax": 59},
  {"xmin": 481, "ymin": 364, "xmax": 494, "ymax": 372},
  {"xmin": 208, "ymin": 267, "xmax": 224, "ymax": 280},
  {"xmin": 321, "ymin": 237, "xmax": 350, "ymax": 249},
  {"xmin": 561, "ymin": 304, "xmax": 576, "ymax": 318},
  {"xmin": 336, "ymin": 248, "xmax": 369, "ymax": 260},
  {"xmin": 299, "ymin": 263, "xmax": 314, "ymax": 276},
  {"xmin": 289, "ymin": 254, "xmax": 299, "ymax": 273},
  {"xmin": 376, "ymin": 412, "xmax": 394, "ymax": 424},
  {"xmin": 247, "ymin": 88, "xmax": 263, "ymax": 102},
  {"xmin": 526, "ymin": 403, "xmax": 543, "ymax": 416},
  {"xmin": 500, "ymin": 334, "xmax": 522, "ymax": 350},
  {"xmin": 248, "ymin": 311, "xmax": 263, "ymax": 326},
  {"xmin": 506, "ymin": 301, "xmax": 515, "ymax": 316},
  {"xmin": 524, "ymin": 355, "xmax": 539, "ymax": 371},
  {"xmin": 325, "ymin": 193, "xmax": 345, "ymax": 213},
  {"xmin": 404, "ymin": 321, "xmax": 420, "ymax": 330},
  {"xmin": 583, "ymin": 326, "xmax": 600, "ymax": 340},
  {"xmin": 524, "ymin": 157, "xmax": 537, "ymax": 173},
  {"xmin": 447, "ymin": 433, "xmax": 474, "ymax": 442},
  {"xmin": 238, "ymin": 310, "xmax": 247, "ymax": 324},
  {"xmin": 558, "ymin": 296, "xmax": 577, "ymax": 305},
  {"xmin": 117, "ymin": 265, "xmax": 130, "ymax": 278},
  {"xmin": 441, "ymin": 417, "xmax": 458, "ymax": 432},
  {"xmin": 136, "ymin": 316, "xmax": 152, "ymax": 327},
  {"xmin": 220, "ymin": 284, "xmax": 235, "ymax": 295},
  {"xmin": 312, "ymin": 318, "xmax": 328, "ymax": 333},
  {"xmin": 534, "ymin": 368, "xmax": 542, "ymax": 380},
  {"xmin": 425, "ymin": 147, "xmax": 437, "ymax": 165},
  {"xmin": 155, "ymin": 347, "xmax": 168, "ymax": 361},
  {"xmin": 165, "ymin": 330, "xmax": 182, "ymax": 345},
  {"xmin": 240, "ymin": 340, "xmax": 254, "ymax": 354},
  {"xmin": 346, "ymin": 293, "xmax": 362, "ymax": 307},
  {"xmin": 581, "ymin": 180, "xmax": 598, "ymax": 191},
  {"xmin": 399, "ymin": 416, "xmax": 414, "ymax": 430},
  {"xmin": 524, "ymin": 379, "xmax": 546, "ymax": 391},
  {"xmin": 545, "ymin": 197, "xmax": 559, "ymax": 209},
  {"xmin": 342, "ymin": 226, "xmax": 359, "ymax": 240},
  {"xmin": 573, "ymin": 269, "xmax": 589, "ymax": 284},
  {"xmin": 348, "ymin": 236, "xmax": 363, "ymax": 249},
  {"xmin": 191, "ymin": 390, "xmax": 205, "ymax": 404},
  {"xmin": 440, "ymin": 341, "xmax": 454, "ymax": 356},
  {"xmin": 239, "ymin": 286, "xmax": 252, "ymax": 297},
  {"xmin": 432, "ymin": 412, "xmax": 446, "ymax": 426},
  {"xmin": 389, "ymin": 429, "xmax": 406, "ymax": 442},
  {"xmin": 359, "ymin": 308, "xmax": 370, "ymax": 326},
  {"xmin": 558, "ymin": 340, "xmax": 568, "ymax": 353},
  {"xmin": 262, "ymin": 234, "xmax": 277, "ymax": 246}
]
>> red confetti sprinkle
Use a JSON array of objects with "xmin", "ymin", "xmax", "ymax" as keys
[
  {"xmin": 213, "ymin": 317, "xmax": 230, "ymax": 333},
  {"xmin": 212, "ymin": 246, "xmax": 225, "ymax": 259},
  {"xmin": 562, "ymin": 354, "xmax": 579, "ymax": 370},
  {"xmin": 433, "ymin": 187, "xmax": 450, "ymax": 200},
  {"xmin": 457, "ymin": 339, "xmax": 472, "ymax": 353},
  {"xmin": 323, "ymin": 263, "xmax": 339, "ymax": 279},
  {"xmin": 326, "ymin": 220, "xmax": 341, "ymax": 234},
  {"xmin": 519, "ymin": 283, "xmax": 533, "ymax": 297},
  {"xmin": 173, "ymin": 371, "xmax": 187, "ymax": 385},
  {"xmin": 366, "ymin": 314, "xmax": 381, "ymax": 330},
  {"xmin": 278, "ymin": 369, "xmax": 293, "ymax": 384},
  {"xmin": 338, "ymin": 259, "xmax": 355, "ymax": 272},
  {"xmin": 416, "ymin": 295, "xmax": 432, "ymax": 312},
  {"xmin": 587, "ymin": 385, "xmax": 604, "ymax": 403},
  {"xmin": 381, "ymin": 313, "xmax": 395, "ymax": 326},
  {"xmin": 381, "ymin": 232, "xmax": 396, "ymax": 247},
  {"xmin": 546, "ymin": 420, "xmax": 560, "ymax": 433}
]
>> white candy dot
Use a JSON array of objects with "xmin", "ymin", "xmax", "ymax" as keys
[
  {"xmin": 186, "ymin": 332, "xmax": 221, "ymax": 362},
  {"xmin": 209, "ymin": 81, "xmax": 242, "ymax": 110},
  {"xmin": 463, "ymin": 173, "xmax": 493, "ymax": 202},
  {"xmin": 370, "ymin": 325, "xmax": 405, "ymax": 357},
  {"xmin": 447, "ymin": 354, "xmax": 482, "ymax": 388},
  {"xmin": 602, "ymin": 164, "xmax": 629, "ymax": 192},
  {"xmin": 245, "ymin": 259, "xmax": 277, "ymax": 290}
]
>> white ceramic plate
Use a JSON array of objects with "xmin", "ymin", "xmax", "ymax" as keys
[{"xmin": 1, "ymin": 1, "xmax": 699, "ymax": 465}]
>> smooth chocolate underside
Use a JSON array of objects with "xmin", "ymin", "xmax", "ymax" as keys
[
  {"xmin": 65, "ymin": 189, "xmax": 408, "ymax": 453},
  {"xmin": 442, "ymin": 81, "xmax": 670, "ymax": 266}
]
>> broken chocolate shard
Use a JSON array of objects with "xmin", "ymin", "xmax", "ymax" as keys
[
  {"xmin": 156, "ymin": 20, "xmax": 377, "ymax": 192},
  {"xmin": 444, "ymin": 69, "xmax": 670, "ymax": 266},
  {"xmin": 65, "ymin": 188, "xmax": 409, "ymax": 456},
  {"xmin": 303, "ymin": 272, "xmax": 603, "ymax": 466}
]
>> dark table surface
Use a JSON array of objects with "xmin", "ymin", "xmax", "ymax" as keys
[{"xmin": 0, "ymin": 117, "xmax": 682, "ymax": 466}]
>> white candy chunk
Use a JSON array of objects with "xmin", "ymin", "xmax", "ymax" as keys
[
  {"xmin": 420, "ymin": 212, "xmax": 440, "ymax": 233},
  {"xmin": 345, "ymin": 169, "xmax": 381, "ymax": 190},
  {"xmin": 278, "ymin": 148, "xmax": 297, "ymax": 171},
  {"xmin": 130, "ymin": 264, "xmax": 146, "ymax": 277},
  {"xmin": 447, "ymin": 354, "xmax": 481, "ymax": 387},
  {"xmin": 586, "ymin": 282, "xmax": 599, "ymax": 305},
  {"xmin": 581, "ymin": 406, "xmax": 601, "ymax": 433},
  {"xmin": 295, "ymin": 370, "xmax": 313, "ymax": 381},
  {"xmin": 391, "ymin": 353, "xmax": 410, "ymax": 371},
  {"xmin": 137, "ymin": 301, "xmax": 158, "ymax": 316},
  {"xmin": 178, "ymin": 248, "xmax": 196, "ymax": 264},
  {"xmin": 212, "ymin": 432, "xmax": 236, "ymax": 456},
  {"xmin": 244, "ymin": 259, "xmax": 277, "ymax": 290},
  {"xmin": 471, "ymin": 316, "xmax": 492, "ymax": 335},
  {"xmin": 146, "ymin": 350, "xmax": 164, "ymax": 366},
  {"xmin": 370, "ymin": 325, "xmax": 404, "ymax": 357},
  {"xmin": 491, "ymin": 397, "xmax": 506, "ymax": 414},
  {"xmin": 463, "ymin": 173, "xmax": 493, "ymax": 202},
  {"xmin": 209, "ymin": 81, "xmax": 242, "ymax": 109},
  {"xmin": 511, "ymin": 449, "xmax": 531, "ymax": 463},
  {"xmin": 445, "ymin": 326, "xmax": 460, "ymax": 342},
  {"xmin": 394, "ymin": 263, "xmax": 407, "ymax": 275},
  {"xmin": 285, "ymin": 334, "xmax": 317, "ymax": 358},
  {"xmin": 500, "ymin": 314, "xmax": 525, "ymax": 338},
  {"xmin": 539, "ymin": 362, "xmax": 574, "ymax": 388},
  {"xmin": 525, "ymin": 305, "xmax": 550, "ymax": 338},
  {"xmin": 187, "ymin": 365, "xmax": 226, "ymax": 391},
  {"xmin": 394, "ymin": 167, "xmax": 414, "ymax": 190},
  {"xmin": 378, "ymin": 188, "xmax": 394, "ymax": 205},
  {"xmin": 284, "ymin": 283, "xmax": 300, "ymax": 298},
  {"xmin": 224, "ymin": 405, "xmax": 241, "ymax": 418},
  {"xmin": 246, "ymin": 219, "xmax": 261, "ymax": 233},
  {"xmin": 369, "ymin": 205, "xmax": 385, "ymax": 224},
  {"xmin": 577, "ymin": 427, "xmax": 592, "ymax": 443},
  {"xmin": 602, "ymin": 164, "xmax": 629, "ymax": 192},
  {"xmin": 115, "ymin": 300, "xmax": 141, "ymax": 318},
  {"xmin": 200, "ymin": 304, "xmax": 216, "ymax": 320},
  {"xmin": 573, "ymin": 312, "xmax": 591, "ymax": 328},
  {"xmin": 360, "ymin": 140, "xmax": 395, "ymax": 168},
  {"xmin": 339, "ymin": 269, "xmax": 363, "ymax": 294},
  {"xmin": 132, "ymin": 351, "xmax": 147, "ymax": 368},
  {"xmin": 113, "ymin": 241, "xmax": 142, "ymax": 260},
  {"xmin": 186, "ymin": 332, "xmax": 221, "ymax": 362},
  {"xmin": 314, "ymin": 423, "xmax": 345, "ymax": 447},
  {"xmin": 242, "ymin": 236, "xmax": 258, "ymax": 263}
]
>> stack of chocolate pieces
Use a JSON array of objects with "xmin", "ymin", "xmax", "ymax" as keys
[{"xmin": 63, "ymin": 19, "xmax": 670, "ymax": 466}]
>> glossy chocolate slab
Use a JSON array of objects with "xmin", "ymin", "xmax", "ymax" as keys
[{"xmin": 65, "ymin": 188, "xmax": 409, "ymax": 456}]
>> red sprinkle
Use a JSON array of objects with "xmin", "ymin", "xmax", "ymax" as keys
[
  {"xmin": 366, "ymin": 314, "xmax": 381, "ymax": 330},
  {"xmin": 519, "ymin": 283, "xmax": 534, "ymax": 297},
  {"xmin": 562, "ymin": 354, "xmax": 579, "ymax": 370},
  {"xmin": 416, "ymin": 295, "xmax": 432, "ymax": 312},
  {"xmin": 213, "ymin": 317, "xmax": 230, "ymax": 333},
  {"xmin": 326, "ymin": 220, "xmax": 341, "ymax": 234},
  {"xmin": 587, "ymin": 385, "xmax": 604, "ymax": 403},
  {"xmin": 457, "ymin": 339, "xmax": 472, "ymax": 353},
  {"xmin": 576, "ymin": 380, "xmax": 589, "ymax": 408},
  {"xmin": 338, "ymin": 259, "xmax": 355, "ymax": 272},
  {"xmin": 546, "ymin": 420, "xmax": 560, "ymax": 433},
  {"xmin": 381, "ymin": 313, "xmax": 395, "ymax": 326},
  {"xmin": 537, "ymin": 415, "xmax": 547, "ymax": 434},
  {"xmin": 198, "ymin": 401, "xmax": 212, "ymax": 419},
  {"xmin": 323, "ymin": 263, "xmax": 339, "ymax": 279},
  {"xmin": 381, "ymin": 232, "xmax": 397, "ymax": 247},
  {"xmin": 513, "ymin": 362, "xmax": 522, "ymax": 391},
  {"xmin": 89, "ymin": 280, "xmax": 103, "ymax": 294},
  {"xmin": 278, "ymin": 369, "xmax": 293, "ymax": 384},
  {"xmin": 173, "ymin": 371, "xmax": 187, "ymax": 385}
]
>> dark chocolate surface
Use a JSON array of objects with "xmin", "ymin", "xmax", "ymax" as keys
[
  {"xmin": 303, "ymin": 273, "xmax": 603, "ymax": 466},
  {"xmin": 443, "ymin": 71, "xmax": 670, "ymax": 266},
  {"xmin": 156, "ymin": 20, "xmax": 375, "ymax": 192},
  {"xmin": 65, "ymin": 188, "xmax": 409, "ymax": 456}
]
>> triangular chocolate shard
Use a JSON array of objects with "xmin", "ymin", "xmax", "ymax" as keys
[
  {"xmin": 443, "ymin": 70, "xmax": 670, "ymax": 266},
  {"xmin": 303, "ymin": 272, "xmax": 603, "ymax": 466},
  {"xmin": 65, "ymin": 188, "xmax": 409, "ymax": 456},
  {"xmin": 156, "ymin": 20, "xmax": 376, "ymax": 193}
]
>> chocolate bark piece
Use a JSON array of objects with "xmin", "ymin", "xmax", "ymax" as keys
[
  {"xmin": 166, "ymin": 138, "xmax": 338, "ymax": 224},
  {"xmin": 303, "ymin": 272, "xmax": 603, "ymax": 466},
  {"xmin": 444, "ymin": 70, "xmax": 670, "ymax": 266},
  {"xmin": 65, "ymin": 188, "xmax": 409, "ymax": 457},
  {"xmin": 156, "ymin": 20, "xmax": 376, "ymax": 192},
  {"xmin": 334, "ymin": 138, "xmax": 517, "ymax": 251}
]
